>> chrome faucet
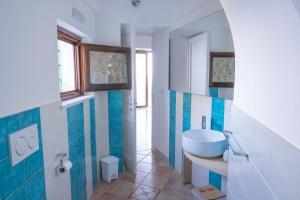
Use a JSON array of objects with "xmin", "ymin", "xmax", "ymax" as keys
[{"xmin": 202, "ymin": 115, "xmax": 206, "ymax": 129}]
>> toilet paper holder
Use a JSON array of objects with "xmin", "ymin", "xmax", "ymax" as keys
[
  {"xmin": 56, "ymin": 153, "xmax": 72, "ymax": 174},
  {"xmin": 57, "ymin": 153, "xmax": 67, "ymax": 165}
]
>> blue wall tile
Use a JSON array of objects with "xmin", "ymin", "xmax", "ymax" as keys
[
  {"xmin": 182, "ymin": 93, "xmax": 191, "ymax": 132},
  {"xmin": 0, "ymin": 158, "xmax": 26, "ymax": 199},
  {"xmin": 209, "ymin": 97, "xmax": 225, "ymax": 190},
  {"xmin": 169, "ymin": 91, "xmax": 176, "ymax": 167},
  {"xmin": 212, "ymin": 98, "xmax": 225, "ymax": 115},
  {"xmin": 6, "ymin": 185, "xmax": 26, "ymax": 200},
  {"xmin": 26, "ymin": 169, "xmax": 46, "ymax": 200},
  {"xmin": 24, "ymin": 149, "xmax": 44, "ymax": 179},
  {"xmin": 110, "ymin": 146, "xmax": 124, "ymax": 172},
  {"xmin": 108, "ymin": 91, "xmax": 124, "ymax": 172},
  {"xmin": 0, "ymin": 114, "xmax": 21, "ymax": 161},
  {"xmin": 67, "ymin": 103, "xmax": 87, "ymax": 200},
  {"xmin": 209, "ymin": 171, "xmax": 222, "ymax": 190},
  {"xmin": 209, "ymin": 87, "xmax": 218, "ymax": 98},
  {"xmin": 89, "ymin": 99, "xmax": 98, "ymax": 189},
  {"xmin": 19, "ymin": 108, "xmax": 40, "ymax": 129},
  {"xmin": 0, "ymin": 108, "xmax": 45, "ymax": 200}
]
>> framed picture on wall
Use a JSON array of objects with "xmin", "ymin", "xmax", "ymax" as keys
[
  {"xmin": 209, "ymin": 52, "xmax": 235, "ymax": 88},
  {"xmin": 81, "ymin": 44, "xmax": 131, "ymax": 91}
]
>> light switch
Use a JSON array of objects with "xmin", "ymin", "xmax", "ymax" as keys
[{"xmin": 9, "ymin": 124, "xmax": 39, "ymax": 166}]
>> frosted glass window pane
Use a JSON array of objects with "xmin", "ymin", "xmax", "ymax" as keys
[{"xmin": 57, "ymin": 40, "xmax": 76, "ymax": 92}]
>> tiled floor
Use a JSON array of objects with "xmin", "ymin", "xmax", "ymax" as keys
[{"xmin": 91, "ymin": 150, "xmax": 194, "ymax": 200}]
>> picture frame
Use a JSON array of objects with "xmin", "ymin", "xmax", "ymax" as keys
[
  {"xmin": 209, "ymin": 52, "xmax": 235, "ymax": 88},
  {"xmin": 81, "ymin": 44, "xmax": 131, "ymax": 91}
]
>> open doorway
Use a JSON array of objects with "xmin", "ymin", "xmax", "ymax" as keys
[{"xmin": 135, "ymin": 50, "xmax": 153, "ymax": 159}]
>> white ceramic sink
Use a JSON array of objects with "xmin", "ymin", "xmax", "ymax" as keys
[{"xmin": 182, "ymin": 129, "xmax": 227, "ymax": 158}]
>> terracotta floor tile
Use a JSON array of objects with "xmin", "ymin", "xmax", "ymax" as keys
[
  {"xmin": 129, "ymin": 185, "xmax": 160, "ymax": 200},
  {"xmin": 98, "ymin": 192, "xmax": 133, "ymax": 200},
  {"xmin": 151, "ymin": 166, "xmax": 174, "ymax": 177},
  {"xmin": 108, "ymin": 180, "xmax": 138, "ymax": 197},
  {"xmin": 92, "ymin": 150, "xmax": 193, "ymax": 200},
  {"xmin": 137, "ymin": 162, "xmax": 156, "ymax": 173},
  {"xmin": 157, "ymin": 159, "xmax": 169, "ymax": 167},
  {"xmin": 141, "ymin": 174, "xmax": 169, "ymax": 189},
  {"xmin": 90, "ymin": 181, "xmax": 117, "ymax": 199},
  {"xmin": 140, "ymin": 155, "xmax": 161, "ymax": 165},
  {"xmin": 157, "ymin": 192, "xmax": 194, "ymax": 200},
  {"xmin": 119, "ymin": 170, "xmax": 148, "ymax": 184}
]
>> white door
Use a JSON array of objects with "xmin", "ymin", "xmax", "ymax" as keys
[
  {"xmin": 189, "ymin": 32, "xmax": 210, "ymax": 96},
  {"xmin": 121, "ymin": 24, "xmax": 137, "ymax": 173}
]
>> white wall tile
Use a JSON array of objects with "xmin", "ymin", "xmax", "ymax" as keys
[
  {"xmin": 175, "ymin": 93, "xmax": 183, "ymax": 173},
  {"xmin": 221, "ymin": 177, "xmax": 227, "ymax": 193},
  {"xmin": 227, "ymin": 163, "xmax": 249, "ymax": 200},
  {"xmin": 40, "ymin": 102, "xmax": 71, "ymax": 200},
  {"xmin": 94, "ymin": 92, "xmax": 109, "ymax": 163},
  {"xmin": 224, "ymin": 100, "xmax": 232, "ymax": 130},
  {"xmin": 191, "ymin": 95, "xmax": 212, "ymax": 130},
  {"xmin": 269, "ymin": 134, "xmax": 300, "ymax": 200},
  {"xmin": 227, "ymin": 105, "xmax": 300, "ymax": 200},
  {"xmin": 192, "ymin": 164, "xmax": 209, "ymax": 187},
  {"xmin": 251, "ymin": 123, "xmax": 274, "ymax": 183}
]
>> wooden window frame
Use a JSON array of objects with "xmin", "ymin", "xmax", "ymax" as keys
[
  {"xmin": 136, "ymin": 50, "xmax": 150, "ymax": 108},
  {"xmin": 57, "ymin": 26, "xmax": 83, "ymax": 101}
]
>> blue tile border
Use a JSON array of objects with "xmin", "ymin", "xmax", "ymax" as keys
[
  {"xmin": 67, "ymin": 103, "xmax": 87, "ymax": 200},
  {"xmin": 209, "ymin": 87, "xmax": 218, "ymax": 98},
  {"xmin": 209, "ymin": 97, "xmax": 225, "ymax": 190},
  {"xmin": 108, "ymin": 91, "xmax": 124, "ymax": 172},
  {"xmin": 182, "ymin": 93, "xmax": 191, "ymax": 132},
  {"xmin": 0, "ymin": 108, "xmax": 45, "ymax": 200},
  {"xmin": 169, "ymin": 91, "xmax": 176, "ymax": 167},
  {"xmin": 89, "ymin": 99, "xmax": 98, "ymax": 189},
  {"xmin": 209, "ymin": 171, "xmax": 222, "ymax": 190}
]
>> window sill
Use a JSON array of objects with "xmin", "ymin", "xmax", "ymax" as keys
[{"xmin": 60, "ymin": 94, "xmax": 94, "ymax": 109}]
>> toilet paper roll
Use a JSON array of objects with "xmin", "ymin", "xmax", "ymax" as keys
[{"xmin": 56, "ymin": 160, "xmax": 72, "ymax": 175}]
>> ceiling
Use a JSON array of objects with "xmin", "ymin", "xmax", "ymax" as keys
[
  {"xmin": 84, "ymin": 0, "xmax": 217, "ymax": 35},
  {"xmin": 170, "ymin": 10, "xmax": 230, "ymax": 38}
]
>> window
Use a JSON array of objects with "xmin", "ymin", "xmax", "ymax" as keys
[
  {"xmin": 57, "ymin": 27, "xmax": 82, "ymax": 100},
  {"xmin": 136, "ymin": 50, "xmax": 152, "ymax": 107}
]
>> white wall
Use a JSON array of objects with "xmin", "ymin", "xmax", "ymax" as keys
[
  {"xmin": 210, "ymin": 27, "xmax": 234, "ymax": 52},
  {"xmin": 95, "ymin": 15, "xmax": 120, "ymax": 46},
  {"xmin": 169, "ymin": 38, "xmax": 190, "ymax": 93},
  {"xmin": 221, "ymin": 0, "xmax": 300, "ymax": 149},
  {"xmin": 170, "ymin": 0, "xmax": 223, "ymax": 31},
  {"xmin": 136, "ymin": 35, "xmax": 152, "ymax": 50},
  {"xmin": 0, "ymin": 0, "xmax": 96, "ymax": 118},
  {"xmin": 210, "ymin": 27, "xmax": 234, "ymax": 100},
  {"xmin": 152, "ymin": 29, "xmax": 170, "ymax": 157}
]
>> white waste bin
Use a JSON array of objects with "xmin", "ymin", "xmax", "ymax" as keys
[{"xmin": 101, "ymin": 156, "xmax": 119, "ymax": 182}]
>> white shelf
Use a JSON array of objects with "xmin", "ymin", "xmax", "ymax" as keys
[{"xmin": 184, "ymin": 151, "xmax": 228, "ymax": 177}]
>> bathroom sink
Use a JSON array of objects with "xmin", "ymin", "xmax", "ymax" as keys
[{"xmin": 182, "ymin": 129, "xmax": 227, "ymax": 158}]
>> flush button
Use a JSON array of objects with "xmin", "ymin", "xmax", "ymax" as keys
[
  {"xmin": 9, "ymin": 124, "xmax": 39, "ymax": 166},
  {"xmin": 15, "ymin": 136, "xmax": 28, "ymax": 156},
  {"xmin": 28, "ymin": 136, "xmax": 36, "ymax": 149}
]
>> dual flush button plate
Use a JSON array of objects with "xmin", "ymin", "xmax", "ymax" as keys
[{"xmin": 9, "ymin": 124, "xmax": 39, "ymax": 166}]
